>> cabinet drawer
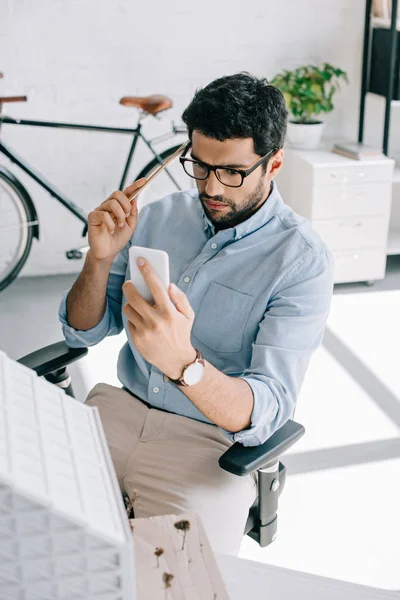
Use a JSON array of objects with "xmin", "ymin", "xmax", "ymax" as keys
[
  {"xmin": 312, "ymin": 215, "xmax": 389, "ymax": 250},
  {"xmin": 312, "ymin": 181, "xmax": 392, "ymax": 220},
  {"xmin": 333, "ymin": 249, "xmax": 386, "ymax": 283},
  {"xmin": 313, "ymin": 162, "xmax": 393, "ymax": 187}
]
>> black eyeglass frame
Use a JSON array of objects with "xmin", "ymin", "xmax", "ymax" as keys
[{"xmin": 179, "ymin": 145, "xmax": 277, "ymax": 188}]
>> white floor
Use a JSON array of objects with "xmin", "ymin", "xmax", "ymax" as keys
[
  {"xmin": 239, "ymin": 289, "xmax": 400, "ymax": 591},
  {"xmin": 0, "ymin": 273, "xmax": 399, "ymax": 592}
]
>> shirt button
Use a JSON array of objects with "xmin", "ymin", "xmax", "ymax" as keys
[
  {"xmin": 153, "ymin": 387, "xmax": 160, "ymax": 394},
  {"xmin": 184, "ymin": 276, "xmax": 191, "ymax": 283},
  {"xmin": 211, "ymin": 243, "xmax": 217, "ymax": 249}
]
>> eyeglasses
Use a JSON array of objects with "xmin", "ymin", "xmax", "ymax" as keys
[{"xmin": 179, "ymin": 146, "xmax": 276, "ymax": 188}]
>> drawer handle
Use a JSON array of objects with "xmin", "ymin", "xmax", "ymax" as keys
[
  {"xmin": 339, "ymin": 221, "xmax": 363, "ymax": 228},
  {"xmin": 336, "ymin": 253, "xmax": 360, "ymax": 263},
  {"xmin": 339, "ymin": 188, "xmax": 365, "ymax": 197}
]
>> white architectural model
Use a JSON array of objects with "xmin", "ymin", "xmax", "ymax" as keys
[{"xmin": 0, "ymin": 350, "xmax": 135, "ymax": 600}]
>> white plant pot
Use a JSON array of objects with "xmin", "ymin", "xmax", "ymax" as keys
[{"xmin": 286, "ymin": 121, "xmax": 325, "ymax": 150}]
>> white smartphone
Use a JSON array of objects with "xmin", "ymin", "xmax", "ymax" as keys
[{"xmin": 129, "ymin": 245, "xmax": 170, "ymax": 303}]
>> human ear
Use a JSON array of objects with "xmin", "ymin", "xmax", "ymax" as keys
[{"xmin": 267, "ymin": 149, "xmax": 284, "ymax": 180}]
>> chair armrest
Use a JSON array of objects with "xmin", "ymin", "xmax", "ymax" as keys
[
  {"xmin": 219, "ymin": 419, "xmax": 305, "ymax": 476},
  {"xmin": 18, "ymin": 341, "xmax": 88, "ymax": 377}
]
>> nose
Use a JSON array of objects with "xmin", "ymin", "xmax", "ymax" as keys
[{"xmin": 204, "ymin": 169, "xmax": 224, "ymax": 197}]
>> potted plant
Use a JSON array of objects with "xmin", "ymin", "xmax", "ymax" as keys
[{"xmin": 271, "ymin": 63, "xmax": 348, "ymax": 150}]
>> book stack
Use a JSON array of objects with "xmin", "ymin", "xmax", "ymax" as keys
[{"xmin": 331, "ymin": 140, "xmax": 385, "ymax": 161}]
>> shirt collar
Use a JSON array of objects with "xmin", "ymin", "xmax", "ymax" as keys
[
  {"xmin": 201, "ymin": 181, "xmax": 283, "ymax": 240},
  {"xmin": 202, "ymin": 210, "xmax": 215, "ymax": 235}
]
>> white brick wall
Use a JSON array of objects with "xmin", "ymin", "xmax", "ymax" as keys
[{"xmin": 1, "ymin": 0, "xmax": 397, "ymax": 276}]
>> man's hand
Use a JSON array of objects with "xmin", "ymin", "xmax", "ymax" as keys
[
  {"xmin": 122, "ymin": 258, "xmax": 197, "ymax": 379},
  {"xmin": 123, "ymin": 257, "xmax": 254, "ymax": 433},
  {"xmin": 87, "ymin": 179, "xmax": 147, "ymax": 262}
]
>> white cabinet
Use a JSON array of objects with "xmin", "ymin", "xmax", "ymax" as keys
[{"xmin": 277, "ymin": 149, "xmax": 394, "ymax": 284}]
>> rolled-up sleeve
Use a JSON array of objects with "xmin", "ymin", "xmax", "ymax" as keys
[
  {"xmin": 58, "ymin": 246, "xmax": 129, "ymax": 348},
  {"xmin": 231, "ymin": 249, "xmax": 334, "ymax": 447}
]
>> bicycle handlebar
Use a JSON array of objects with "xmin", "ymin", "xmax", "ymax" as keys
[{"xmin": 0, "ymin": 96, "xmax": 28, "ymax": 104}]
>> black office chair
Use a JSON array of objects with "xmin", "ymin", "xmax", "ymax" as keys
[{"xmin": 18, "ymin": 341, "xmax": 305, "ymax": 548}]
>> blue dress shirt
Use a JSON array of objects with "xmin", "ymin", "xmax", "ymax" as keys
[{"xmin": 59, "ymin": 182, "xmax": 334, "ymax": 446}]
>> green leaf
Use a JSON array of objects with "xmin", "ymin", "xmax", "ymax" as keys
[{"xmin": 270, "ymin": 62, "xmax": 348, "ymax": 122}]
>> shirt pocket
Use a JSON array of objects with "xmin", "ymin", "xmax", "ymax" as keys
[{"xmin": 192, "ymin": 282, "xmax": 254, "ymax": 353}]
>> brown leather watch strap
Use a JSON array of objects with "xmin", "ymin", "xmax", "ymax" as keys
[{"xmin": 167, "ymin": 349, "xmax": 204, "ymax": 387}]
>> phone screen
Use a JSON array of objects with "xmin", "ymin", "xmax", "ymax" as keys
[{"xmin": 129, "ymin": 246, "xmax": 170, "ymax": 303}]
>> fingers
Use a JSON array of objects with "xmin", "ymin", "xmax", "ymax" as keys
[
  {"xmin": 101, "ymin": 190, "xmax": 131, "ymax": 213},
  {"xmin": 93, "ymin": 178, "xmax": 147, "ymax": 230},
  {"xmin": 125, "ymin": 197, "xmax": 138, "ymax": 229},
  {"xmin": 123, "ymin": 178, "xmax": 147, "ymax": 201},
  {"xmin": 123, "ymin": 301, "xmax": 144, "ymax": 329},
  {"xmin": 88, "ymin": 210, "xmax": 116, "ymax": 234},
  {"xmin": 97, "ymin": 194, "xmax": 131, "ymax": 228},
  {"xmin": 123, "ymin": 281, "xmax": 154, "ymax": 318},
  {"xmin": 169, "ymin": 284, "xmax": 195, "ymax": 320},
  {"xmin": 96, "ymin": 190, "xmax": 133, "ymax": 228},
  {"xmin": 133, "ymin": 259, "xmax": 172, "ymax": 313}
]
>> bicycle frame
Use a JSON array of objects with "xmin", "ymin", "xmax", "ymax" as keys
[{"xmin": 0, "ymin": 113, "xmax": 183, "ymax": 236}]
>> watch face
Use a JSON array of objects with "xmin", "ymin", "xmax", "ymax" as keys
[{"xmin": 184, "ymin": 362, "xmax": 204, "ymax": 386}]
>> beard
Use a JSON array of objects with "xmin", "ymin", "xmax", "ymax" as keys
[{"xmin": 199, "ymin": 176, "xmax": 267, "ymax": 231}]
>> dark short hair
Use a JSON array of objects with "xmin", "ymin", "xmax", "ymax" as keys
[{"xmin": 182, "ymin": 72, "xmax": 288, "ymax": 157}]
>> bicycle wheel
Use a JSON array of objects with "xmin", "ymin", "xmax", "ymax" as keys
[
  {"xmin": 0, "ymin": 171, "xmax": 36, "ymax": 292},
  {"xmin": 135, "ymin": 144, "xmax": 193, "ymax": 211}
]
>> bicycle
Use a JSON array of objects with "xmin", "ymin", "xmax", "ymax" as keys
[{"xmin": 0, "ymin": 72, "xmax": 190, "ymax": 292}]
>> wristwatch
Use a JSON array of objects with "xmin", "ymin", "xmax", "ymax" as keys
[{"xmin": 167, "ymin": 349, "xmax": 205, "ymax": 387}]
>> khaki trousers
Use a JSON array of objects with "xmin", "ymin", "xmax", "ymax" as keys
[{"xmin": 86, "ymin": 383, "xmax": 257, "ymax": 555}]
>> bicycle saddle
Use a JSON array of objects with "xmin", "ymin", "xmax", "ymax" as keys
[
  {"xmin": 0, "ymin": 96, "xmax": 27, "ymax": 103},
  {"xmin": 119, "ymin": 94, "xmax": 173, "ymax": 115},
  {"xmin": 0, "ymin": 73, "xmax": 27, "ymax": 103}
]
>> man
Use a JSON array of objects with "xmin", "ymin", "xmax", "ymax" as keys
[{"xmin": 59, "ymin": 73, "xmax": 334, "ymax": 554}]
